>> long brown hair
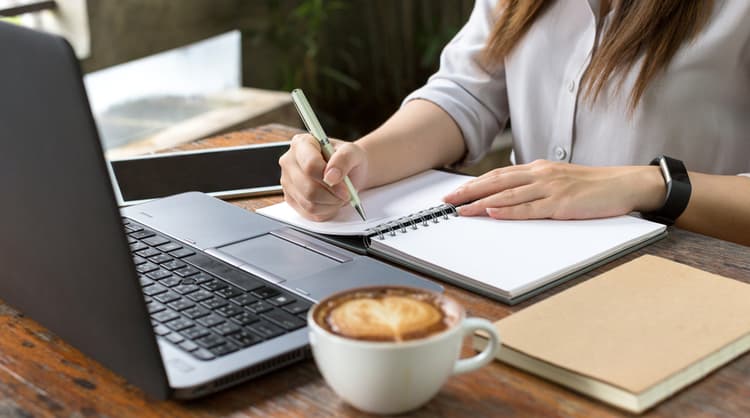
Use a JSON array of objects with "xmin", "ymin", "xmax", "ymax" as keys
[{"xmin": 483, "ymin": 0, "xmax": 714, "ymax": 110}]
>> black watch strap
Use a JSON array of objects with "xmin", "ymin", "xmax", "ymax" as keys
[{"xmin": 642, "ymin": 155, "xmax": 691, "ymax": 226}]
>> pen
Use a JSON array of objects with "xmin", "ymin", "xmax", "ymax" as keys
[{"xmin": 290, "ymin": 88, "xmax": 367, "ymax": 221}]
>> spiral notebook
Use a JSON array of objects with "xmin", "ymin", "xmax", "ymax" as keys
[{"xmin": 256, "ymin": 170, "xmax": 667, "ymax": 304}]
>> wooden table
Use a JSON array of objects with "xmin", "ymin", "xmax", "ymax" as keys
[{"xmin": 2, "ymin": 124, "xmax": 749, "ymax": 417}]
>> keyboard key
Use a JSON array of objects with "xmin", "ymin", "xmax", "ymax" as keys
[
  {"xmin": 147, "ymin": 269, "xmax": 172, "ymax": 281},
  {"xmin": 213, "ymin": 322, "xmax": 241, "ymax": 336},
  {"xmin": 143, "ymin": 236, "xmax": 169, "ymax": 247},
  {"xmin": 139, "ymin": 276, "xmax": 154, "ymax": 287},
  {"xmin": 231, "ymin": 293, "xmax": 258, "ymax": 306},
  {"xmin": 159, "ymin": 276, "xmax": 182, "ymax": 288},
  {"xmin": 161, "ymin": 260, "xmax": 187, "ymax": 271},
  {"xmin": 197, "ymin": 314, "xmax": 225, "ymax": 328},
  {"xmin": 263, "ymin": 309, "xmax": 306, "ymax": 331},
  {"xmin": 129, "ymin": 242, "xmax": 148, "ymax": 252},
  {"xmin": 201, "ymin": 297, "xmax": 229, "ymax": 310},
  {"xmin": 132, "ymin": 255, "xmax": 147, "ymax": 266},
  {"xmin": 215, "ymin": 304, "xmax": 243, "ymax": 318},
  {"xmin": 130, "ymin": 230, "xmax": 155, "ymax": 240},
  {"xmin": 252, "ymin": 286, "xmax": 280, "ymax": 299},
  {"xmin": 153, "ymin": 310, "xmax": 179, "ymax": 323},
  {"xmin": 269, "ymin": 294, "xmax": 295, "ymax": 306},
  {"xmin": 149, "ymin": 254, "xmax": 173, "ymax": 264},
  {"xmin": 170, "ymin": 248, "xmax": 195, "ymax": 258},
  {"xmin": 248, "ymin": 320, "xmax": 284, "ymax": 339},
  {"xmin": 167, "ymin": 299, "xmax": 195, "ymax": 311},
  {"xmin": 283, "ymin": 300, "xmax": 312, "ymax": 315},
  {"xmin": 165, "ymin": 333, "xmax": 184, "ymax": 344},
  {"xmin": 153, "ymin": 324, "xmax": 170, "ymax": 336},
  {"xmin": 179, "ymin": 340, "xmax": 199, "ymax": 352},
  {"xmin": 191, "ymin": 272, "xmax": 215, "ymax": 285},
  {"xmin": 143, "ymin": 284, "xmax": 168, "ymax": 296},
  {"xmin": 136, "ymin": 262, "xmax": 159, "ymax": 274},
  {"xmin": 127, "ymin": 236, "xmax": 137, "ymax": 244},
  {"xmin": 192, "ymin": 348, "xmax": 215, "ymax": 361},
  {"xmin": 166, "ymin": 318, "xmax": 194, "ymax": 332},
  {"xmin": 246, "ymin": 300, "xmax": 273, "ymax": 314},
  {"xmin": 174, "ymin": 266, "xmax": 199, "ymax": 277},
  {"xmin": 230, "ymin": 329, "xmax": 262, "ymax": 347},
  {"xmin": 181, "ymin": 326, "xmax": 209, "ymax": 340},
  {"xmin": 136, "ymin": 248, "xmax": 161, "ymax": 258},
  {"xmin": 154, "ymin": 291, "xmax": 180, "ymax": 304},
  {"xmin": 147, "ymin": 302, "xmax": 166, "ymax": 314},
  {"xmin": 182, "ymin": 306, "xmax": 210, "ymax": 319},
  {"xmin": 173, "ymin": 284, "xmax": 200, "ymax": 295},
  {"xmin": 209, "ymin": 342, "xmax": 239, "ymax": 356},
  {"xmin": 186, "ymin": 289, "xmax": 213, "ymax": 302},
  {"xmin": 184, "ymin": 254, "xmax": 264, "ymax": 291},
  {"xmin": 196, "ymin": 333, "xmax": 225, "ymax": 349},
  {"xmin": 231, "ymin": 311, "xmax": 259, "ymax": 326},
  {"xmin": 215, "ymin": 286, "xmax": 242, "ymax": 299},
  {"xmin": 157, "ymin": 242, "xmax": 182, "ymax": 252},
  {"xmin": 201, "ymin": 279, "xmax": 227, "ymax": 292}
]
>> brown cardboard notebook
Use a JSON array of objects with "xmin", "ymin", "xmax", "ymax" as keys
[{"xmin": 473, "ymin": 255, "xmax": 750, "ymax": 413}]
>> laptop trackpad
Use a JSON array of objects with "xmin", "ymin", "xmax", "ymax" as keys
[{"xmin": 218, "ymin": 234, "xmax": 338, "ymax": 280}]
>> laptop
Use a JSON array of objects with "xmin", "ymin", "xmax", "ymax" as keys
[{"xmin": 0, "ymin": 22, "xmax": 442, "ymax": 399}]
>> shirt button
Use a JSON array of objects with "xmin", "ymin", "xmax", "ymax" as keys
[
  {"xmin": 567, "ymin": 80, "xmax": 576, "ymax": 93},
  {"xmin": 554, "ymin": 146, "xmax": 567, "ymax": 160}
]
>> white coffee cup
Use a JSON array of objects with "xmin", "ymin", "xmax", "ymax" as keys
[{"xmin": 307, "ymin": 287, "xmax": 501, "ymax": 415}]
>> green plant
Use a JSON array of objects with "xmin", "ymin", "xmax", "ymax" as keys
[
  {"xmin": 248, "ymin": 0, "xmax": 359, "ymax": 97},
  {"xmin": 245, "ymin": 0, "xmax": 473, "ymax": 138}
]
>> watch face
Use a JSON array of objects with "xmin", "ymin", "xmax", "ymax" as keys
[{"xmin": 658, "ymin": 158, "xmax": 672, "ymax": 184}]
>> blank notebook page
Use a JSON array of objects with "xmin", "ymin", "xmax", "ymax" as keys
[
  {"xmin": 372, "ymin": 215, "xmax": 665, "ymax": 297},
  {"xmin": 256, "ymin": 170, "xmax": 470, "ymax": 235}
]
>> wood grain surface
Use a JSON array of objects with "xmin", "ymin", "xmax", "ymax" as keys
[{"xmin": 1, "ymin": 124, "xmax": 749, "ymax": 417}]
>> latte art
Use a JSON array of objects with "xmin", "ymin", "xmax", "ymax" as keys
[{"xmin": 315, "ymin": 287, "xmax": 458, "ymax": 342}]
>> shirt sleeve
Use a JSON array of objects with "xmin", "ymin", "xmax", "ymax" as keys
[{"xmin": 402, "ymin": 0, "xmax": 510, "ymax": 167}]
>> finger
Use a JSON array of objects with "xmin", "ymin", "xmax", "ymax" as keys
[
  {"xmin": 292, "ymin": 134, "xmax": 326, "ymax": 181},
  {"xmin": 284, "ymin": 185, "xmax": 346, "ymax": 222},
  {"xmin": 458, "ymin": 184, "xmax": 547, "ymax": 216},
  {"xmin": 485, "ymin": 198, "xmax": 554, "ymax": 220},
  {"xmin": 444, "ymin": 170, "xmax": 534, "ymax": 206},
  {"xmin": 323, "ymin": 142, "xmax": 364, "ymax": 186},
  {"xmin": 287, "ymin": 161, "xmax": 347, "ymax": 206}
]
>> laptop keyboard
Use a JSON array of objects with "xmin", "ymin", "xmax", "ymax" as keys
[{"xmin": 123, "ymin": 218, "xmax": 312, "ymax": 361}]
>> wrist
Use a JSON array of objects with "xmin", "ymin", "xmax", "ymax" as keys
[{"xmin": 629, "ymin": 166, "xmax": 667, "ymax": 212}]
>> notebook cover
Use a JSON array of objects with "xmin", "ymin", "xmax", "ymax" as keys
[{"xmin": 491, "ymin": 255, "xmax": 750, "ymax": 393}]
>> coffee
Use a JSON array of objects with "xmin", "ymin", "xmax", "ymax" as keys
[{"xmin": 314, "ymin": 287, "xmax": 460, "ymax": 342}]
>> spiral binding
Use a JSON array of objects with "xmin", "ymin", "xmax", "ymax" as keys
[{"xmin": 365, "ymin": 203, "xmax": 458, "ymax": 240}]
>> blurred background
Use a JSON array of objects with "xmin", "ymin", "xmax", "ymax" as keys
[{"xmin": 1, "ymin": 0, "xmax": 509, "ymax": 171}]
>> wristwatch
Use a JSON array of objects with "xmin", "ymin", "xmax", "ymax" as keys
[{"xmin": 641, "ymin": 155, "xmax": 691, "ymax": 225}]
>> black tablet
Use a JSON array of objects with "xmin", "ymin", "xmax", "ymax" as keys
[{"xmin": 108, "ymin": 142, "xmax": 290, "ymax": 206}]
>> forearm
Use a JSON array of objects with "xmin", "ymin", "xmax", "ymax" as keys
[
  {"xmin": 627, "ymin": 168, "xmax": 750, "ymax": 245},
  {"xmin": 674, "ymin": 173, "xmax": 750, "ymax": 246},
  {"xmin": 356, "ymin": 99, "xmax": 466, "ymax": 189}
]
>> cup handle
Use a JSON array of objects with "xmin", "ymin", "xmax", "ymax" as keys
[{"xmin": 452, "ymin": 317, "xmax": 501, "ymax": 375}]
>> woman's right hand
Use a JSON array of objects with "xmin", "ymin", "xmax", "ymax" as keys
[{"xmin": 279, "ymin": 133, "xmax": 369, "ymax": 222}]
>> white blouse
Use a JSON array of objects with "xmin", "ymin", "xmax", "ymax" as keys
[{"xmin": 404, "ymin": 0, "xmax": 750, "ymax": 176}]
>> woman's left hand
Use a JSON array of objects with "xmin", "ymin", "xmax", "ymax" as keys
[{"xmin": 443, "ymin": 160, "xmax": 666, "ymax": 220}]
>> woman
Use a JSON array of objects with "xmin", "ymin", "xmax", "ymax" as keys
[{"xmin": 279, "ymin": 0, "xmax": 750, "ymax": 245}]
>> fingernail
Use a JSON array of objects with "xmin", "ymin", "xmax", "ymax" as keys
[{"xmin": 323, "ymin": 167, "xmax": 342, "ymax": 186}]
